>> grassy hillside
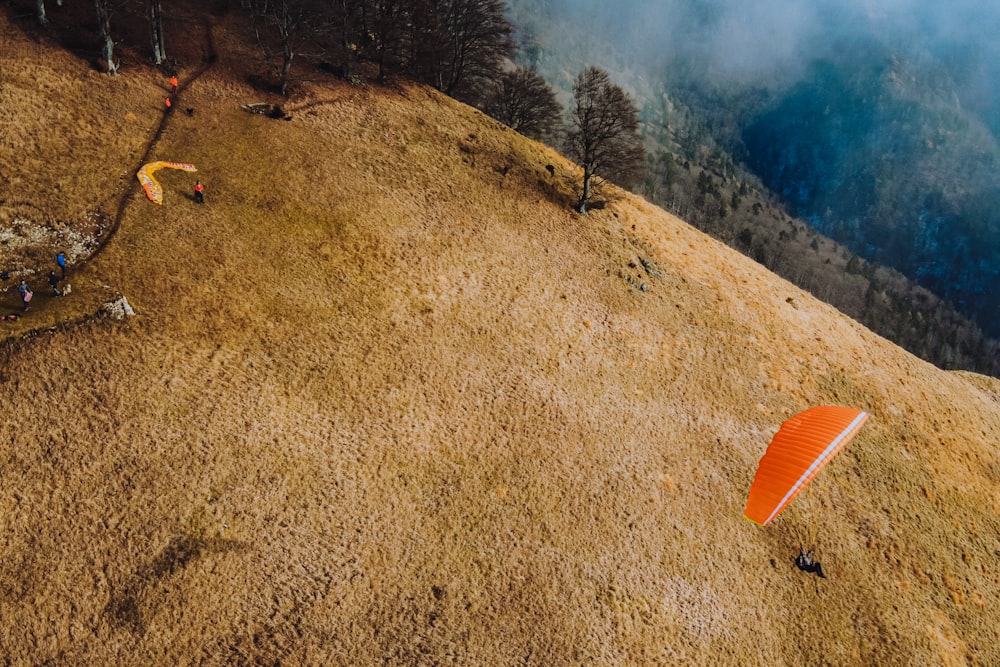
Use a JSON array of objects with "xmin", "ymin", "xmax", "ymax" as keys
[{"xmin": 2, "ymin": 8, "xmax": 999, "ymax": 666}]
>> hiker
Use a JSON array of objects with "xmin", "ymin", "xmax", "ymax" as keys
[
  {"xmin": 795, "ymin": 547, "xmax": 826, "ymax": 579},
  {"xmin": 194, "ymin": 179, "xmax": 205, "ymax": 204},
  {"xmin": 164, "ymin": 96, "xmax": 173, "ymax": 111},
  {"xmin": 49, "ymin": 270, "xmax": 62, "ymax": 296},
  {"xmin": 169, "ymin": 75, "xmax": 178, "ymax": 95},
  {"xmin": 17, "ymin": 280, "xmax": 32, "ymax": 311},
  {"xmin": 56, "ymin": 251, "xmax": 66, "ymax": 279}
]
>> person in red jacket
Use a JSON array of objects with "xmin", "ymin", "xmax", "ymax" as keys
[
  {"xmin": 194, "ymin": 180, "xmax": 205, "ymax": 204},
  {"xmin": 169, "ymin": 75, "xmax": 178, "ymax": 95}
]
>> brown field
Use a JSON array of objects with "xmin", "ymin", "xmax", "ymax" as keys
[{"xmin": 1, "ymin": 7, "xmax": 998, "ymax": 666}]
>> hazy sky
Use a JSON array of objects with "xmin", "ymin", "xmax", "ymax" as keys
[
  {"xmin": 640, "ymin": 1, "xmax": 998, "ymax": 77},
  {"xmin": 517, "ymin": 0, "xmax": 1000, "ymax": 92}
]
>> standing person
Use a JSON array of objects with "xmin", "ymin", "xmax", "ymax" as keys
[
  {"xmin": 56, "ymin": 251, "xmax": 67, "ymax": 279},
  {"xmin": 194, "ymin": 179, "xmax": 205, "ymax": 204},
  {"xmin": 48, "ymin": 270, "xmax": 62, "ymax": 296},
  {"xmin": 164, "ymin": 96, "xmax": 173, "ymax": 111},
  {"xmin": 17, "ymin": 279, "xmax": 32, "ymax": 311},
  {"xmin": 169, "ymin": 75, "xmax": 178, "ymax": 95}
]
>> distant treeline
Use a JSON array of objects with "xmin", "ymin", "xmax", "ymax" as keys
[
  {"xmin": 26, "ymin": 0, "xmax": 515, "ymax": 101},
  {"xmin": 24, "ymin": 0, "xmax": 570, "ymax": 137}
]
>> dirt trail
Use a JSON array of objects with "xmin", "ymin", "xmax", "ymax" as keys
[{"xmin": 95, "ymin": 17, "xmax": 220, "ymax": 262}]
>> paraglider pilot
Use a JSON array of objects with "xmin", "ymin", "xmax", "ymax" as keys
[{"xmin": 795, "ymin": 546, "xmax": 826, "ymax": 578}]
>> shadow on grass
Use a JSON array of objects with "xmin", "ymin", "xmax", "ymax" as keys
[{"xmin": 105, "ymin": 532, "xmax": 248, "ymax": 636}]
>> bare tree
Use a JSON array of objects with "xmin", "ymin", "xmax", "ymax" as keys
[
  {"xmin": 325, "ymin": 0, "xmax": 361, "ymax": 79},
  {"xmin": 482, "ymin": 65, "xmax": 561, "ymax": 142},
  {"xmin": 414, "ymin": 0, "xmax": 512, "ymax": 104},
  {"xmin": 564, "ymin": 66, "xmax": 645, "ymax": 214},
  {"xmin": 35, "ymin": 0, "xmax": 63, "ymax": 26},
  {"xmin": 359, "ymin": 0, "xmax": 413, "ymax": 82},
  {"xmin": 246, "ymin": 0, "xmax": 321, "ymax": 94},
  {"xmin": 147, "ymin": 0, "xmax": 166, "ymax": 65},
  {"xmin": 95, "ymin": 0, "xmax": 118, "ymax": 74}
]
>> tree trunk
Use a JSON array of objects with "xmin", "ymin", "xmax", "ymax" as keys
[
  {"xmin": 101, "ymin": 34, "xmax": 118, "ymax": 74},
  {"xmin": 147, "ymin": 0, "xmax": 166, "ymax": 65},
  {"xmin": 577, "ymin": 163, "xmax": 594, "ymax": 214},
  {"xmin": 338, "ymin": 0, "xmax": 352, "ymax": 79},
  {"xmin": 36, "ymin": 0, "xmax": 48, "ymax": 26},
  {"xmin": 280, "ymin": 50, "xmax": 294, "ymax": 95},
  {"xmin": 95, "ymin": 0, "xmax": 118, "ymax": 74}
]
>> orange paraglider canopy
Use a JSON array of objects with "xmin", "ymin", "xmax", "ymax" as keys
[
  {"xmin": 137, "ymin": 161, "xmax": 197, "ymax": 204},
  {"xmin": 745, "ymin": 406, "xmax": 868, "ymax": 526}
]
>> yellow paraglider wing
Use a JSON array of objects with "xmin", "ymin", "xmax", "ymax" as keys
[
  {"xmin": 137, "ymin": 161, "xmax": 197, "ymax": 204},
  {"xmin": 744, "ymin": 406, "xmax": 868, "ymax": 526}
]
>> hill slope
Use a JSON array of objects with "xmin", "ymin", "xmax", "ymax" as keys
[{"xmin": 1, "ymin": 10, "xmax": 999, "ymax": 666}]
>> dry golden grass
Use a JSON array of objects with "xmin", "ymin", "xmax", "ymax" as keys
[{"xmin": 2, "ymin": 9, "xmax": 999, "ymax": 666}]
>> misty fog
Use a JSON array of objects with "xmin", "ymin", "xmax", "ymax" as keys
[{"xmin": 509, "ymin": 0, "xmax": 1000, "ymax": 123}]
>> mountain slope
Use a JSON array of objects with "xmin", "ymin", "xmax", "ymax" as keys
[{"xmin": 1, "ymin": 10, "xmax": 999, "ymax": 665}]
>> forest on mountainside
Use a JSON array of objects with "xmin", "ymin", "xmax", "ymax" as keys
[
  {"xmin": 505, "ymin": 0, "xmax": 1000, "ymax": 376},
  {"xmin": 739, "ymin": 45, "xmax": 1000, "ymax": 335}
]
